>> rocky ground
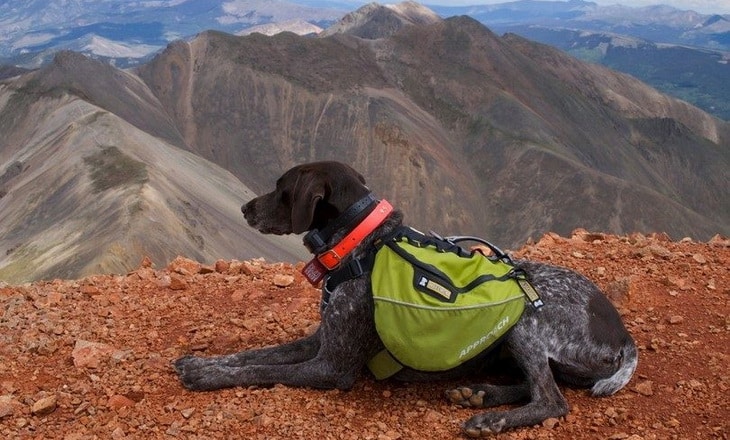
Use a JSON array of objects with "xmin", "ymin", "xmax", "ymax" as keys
[{"xmin": 0, "ymin": 230, "xmax": 728, "ymax": 439}]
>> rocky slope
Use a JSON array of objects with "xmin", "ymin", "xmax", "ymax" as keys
[
  {"xmin": 0, "ymin": 231, "xmax": 727, "ymax": 439},
  {"xmin": 0, "ymin": 52, "xmax": 306, "ymax": 283}
]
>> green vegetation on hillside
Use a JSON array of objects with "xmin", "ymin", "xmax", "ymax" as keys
[{"xmin": 83, "ymin": 146, "xmax": 148, "ymax": 192}]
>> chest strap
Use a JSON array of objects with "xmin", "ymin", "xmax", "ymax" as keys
[{"xmin": 320, "ymin": 252, "xmax": 376, "ymax": 310}]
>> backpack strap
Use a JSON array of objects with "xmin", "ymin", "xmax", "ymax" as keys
[
  {"xmin": 320, "ymin": 251, "xmax": 376, "ymax": 310},
  {"xmin": 512, "ymin": 268, "xmax": 545, "ymax": 308}
]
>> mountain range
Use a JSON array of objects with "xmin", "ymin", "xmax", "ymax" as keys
[
  {"xmin": 2, "ymin": 1, "xmax": 729, "ymax": 119},
  {"xmin": 429, "ymin": 1, "xmax": 730, "ymax": 120},
  {"xmin": 0, "ymin": 1, "xmax": 728, "ymax": 283}
]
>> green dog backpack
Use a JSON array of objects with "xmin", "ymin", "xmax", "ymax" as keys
[{"xmin": 367, "ymin": 227, "xmax": 539, "ymax": 379}]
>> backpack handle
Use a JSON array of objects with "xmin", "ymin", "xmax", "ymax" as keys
[{"xmin": 428, "ymin": 231, "xmax": 513, "ymax": 264}]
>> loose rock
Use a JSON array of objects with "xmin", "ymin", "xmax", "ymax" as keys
[
  {"xmin": 31, "ymin": 395, "xmax": 57, "ymax": 416},
  {"xmin": 273, "ymin": 274, "xmax": 295, "ymax": 287},
  {"xmin": 107, "ymin": 395, "xmax": 136, "ymax": 411},
  {"xmin": 668, "ymin": 315, "xmax": 684, "ymax": 324},
  {"xmin": 0, "ymin": 401, "xmax": 13, "ymax": 418},
  {"xmin": 169, "ymin": 274, "xmax": 189, "ymax": 290},
  {"xmin": 72, "ymin": 340, "xmax": 117, "ymax": 369},
  {"xmin": 634, "ymin": 381, "xmax": 654, "ymax": 396}
]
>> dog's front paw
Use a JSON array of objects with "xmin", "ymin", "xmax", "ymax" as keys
[
  {"xmin": 173, "ymin": 355, "xmax": 207, "ymax": 374},
  {"xmin": 463, "ymin": 414, "xmax": 506, "ymax": 438},
  {"xmin": 173, "ymin": 355, "xmax": 225, "ymax": 391},
  {"xmin": 446, "ymin": 386, "xmax": 486, "ymax": 407}
]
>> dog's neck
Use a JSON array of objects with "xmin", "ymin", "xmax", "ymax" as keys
[
  {"xmin": 330, "ymin": 208, "xmax": 404, "ymax": 260},
  {"xmin": 303, "ymin": 193, "xmax": 379, "ymax": 254},
  {"xmin": 301, "ymin": 197, "xmax": 403, "ymax": 285}
]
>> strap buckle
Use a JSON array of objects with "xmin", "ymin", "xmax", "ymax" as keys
[{"xmin": 317, "ymin": 248, "xmax": 343, "ymax": 270}]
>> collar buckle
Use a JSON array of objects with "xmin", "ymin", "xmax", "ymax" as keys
[{"xmin": 318, "ymin": 248, "xmax": 343, "ymax": 270}]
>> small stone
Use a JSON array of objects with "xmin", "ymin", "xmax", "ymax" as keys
[
  {"xmin": 72, "ymin": 340, "xmax": 117, "ymax": 369},
  {"xmin": 166, "ymin": 420, "xmax": 183, "ymax": 436},
  {"xmin": 107, "ymin": 394, "xmax": 135, "ymax": 411},
  {"xmin": 708, "ymin": 234, "xmax": 729, "ymax": 246},
  {"xmin": 135, "ymin": 267, "xmax": 156, "ymax": 280},
  {"xmin": 2, "ymin": 381, "xmax": 17, "ymax": 394},
  {"xmin": 0, "ymin": 401, "xmax": 13, "ymax": 418},
  {"xmin": 242, "ymin": 261, "xmax": 262, "ymax": 276},
  {"xmin": 215, "ymin": 260, "xmax": 230, "ymax": 273},
  {"xmin": 168, "ymin": 274, "xmax": 189, "ymax": 291},
  {"xmin": 168, "ymin": 256, "xmax": 201, "ymax": 275},
  {"xmin": 662, "ymin": 276, "xmax": 686, "ymax": 289},
  {"xmin": 605, "ymin": 277, "xmax": 631, "ymax": 305},
  {"xmin": 140, "ymin": 256, "xmax": 154, "ymax": 268},
  {"xmin": 572, "ymin": 251, "xmax": 585, "ymax": 259},
  {"xmin": 687, "ymin": 379, "xmax": 704, "ymax": 390},
  {"xmin": 181, "ymin": 407, "xmax": 195, "ymax": 418},
  {"xmin": 542, "ymin": 417, "xmax": 559, "ymax": 429},
  {"xmin": 80, "ymin": 285, "xmax": 100, "ymax": 296},
  {"xmin": 668, "ymin": 315, "xmax": 684, "ymax": 325},
  {"xmin": 634, "ymin": 380, "xmax": 654, "ymax": 396},
  {"xmin": 156, "ymin": 274, "xmax": 171, "ymax": 287},
  {"xmin": 647, "ymin": 244, "xmax": 672, "ymax": 259},
  {"xmin": 666, "ymin": 418, "xmax": 681, "ymax": 428},
  {"xmin": 382, "ymin": 390, "xmax": 392, "ymax": 398},
  {"xmin": 571, "ymin": 229, "xmax": 605, "ymax": 242},
  {"xmin": 691, "ymin": 253, "xmax": 707, "ymax": 264},
  {"xmin": 648, "ymin": 232, "xmax": 672, "ymax": 242},
  {"xmin": 199, "ymin": 264, "xmax": 215, "ymax": 274},
  {"xmin": 273, "ymin": 274, "xmax": 294, "ymax": 288},
  {"xmin": 31, "ymin": 395, "xmax": 57, "ymax": 416},
  {"xmin": 423, "ymin": 409, "xmax": 441, "ymax": 422},
  {"xmin": 230, "ymin": 289, "xmax": 246, "ymax": 302}
]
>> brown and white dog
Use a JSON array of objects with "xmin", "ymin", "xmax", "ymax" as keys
[{"xmin": 174, "ymin": 161, "xmax": 637, "ymax": 437}]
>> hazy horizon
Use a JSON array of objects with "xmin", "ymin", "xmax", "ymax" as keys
[{"xmin": 327, "ymin": 0, "xmax": 728, "ymax": 15}]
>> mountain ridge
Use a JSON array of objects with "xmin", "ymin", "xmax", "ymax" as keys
[{"xmin": 3, "ymin": 1, "xmax": 729, "ymax": 119}]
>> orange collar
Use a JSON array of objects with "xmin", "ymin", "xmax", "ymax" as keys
[{"xmin": 301, "ymin": 199, "xmax": 393, "ymax": 285}]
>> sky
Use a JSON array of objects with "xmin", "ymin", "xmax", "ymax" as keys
[{"xmin": 425, "ymin": 0, "xmax": 730, "ymax": 15}]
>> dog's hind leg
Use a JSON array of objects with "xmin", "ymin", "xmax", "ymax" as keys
[{"xmin": 458, "ymin": 336, "xmax": 569, "ymax": 436}]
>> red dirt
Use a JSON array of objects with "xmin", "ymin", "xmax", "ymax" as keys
[{"xmin": 1, "ymin": 230, "xmax": 728, "ymax": 439}]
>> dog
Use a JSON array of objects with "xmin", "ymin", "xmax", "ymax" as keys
[{"xmin": 174, "ymin": 161, "xmax": 638, "ymax": 437}]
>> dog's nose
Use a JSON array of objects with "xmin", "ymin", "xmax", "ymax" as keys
[{"xmin": 241, "ymin": 201, "xmax": 255, "ymax": 219}]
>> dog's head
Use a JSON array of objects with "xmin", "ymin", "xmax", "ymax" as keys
[{"xmin": 242, "ymin": 161, "xmax": 370, "ymax": 235}]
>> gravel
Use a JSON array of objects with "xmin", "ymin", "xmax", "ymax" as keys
[{"xmin": 0, "ymin": 230, "xmax": 728, "ymax": 439}]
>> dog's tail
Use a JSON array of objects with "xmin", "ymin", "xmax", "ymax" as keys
[{"xmin": 591, "ymin": 338, "xmax": 638, "ymax": 396}]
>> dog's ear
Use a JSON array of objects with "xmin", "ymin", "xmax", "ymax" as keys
[{"xmin": 291, "ymin": 172, "xmax": 326, "ymax": 234}]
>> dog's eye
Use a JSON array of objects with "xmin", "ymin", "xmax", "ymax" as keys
[{"xmin": 280, "ymin": 191, "xmax": 290, "ymax": 205}]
